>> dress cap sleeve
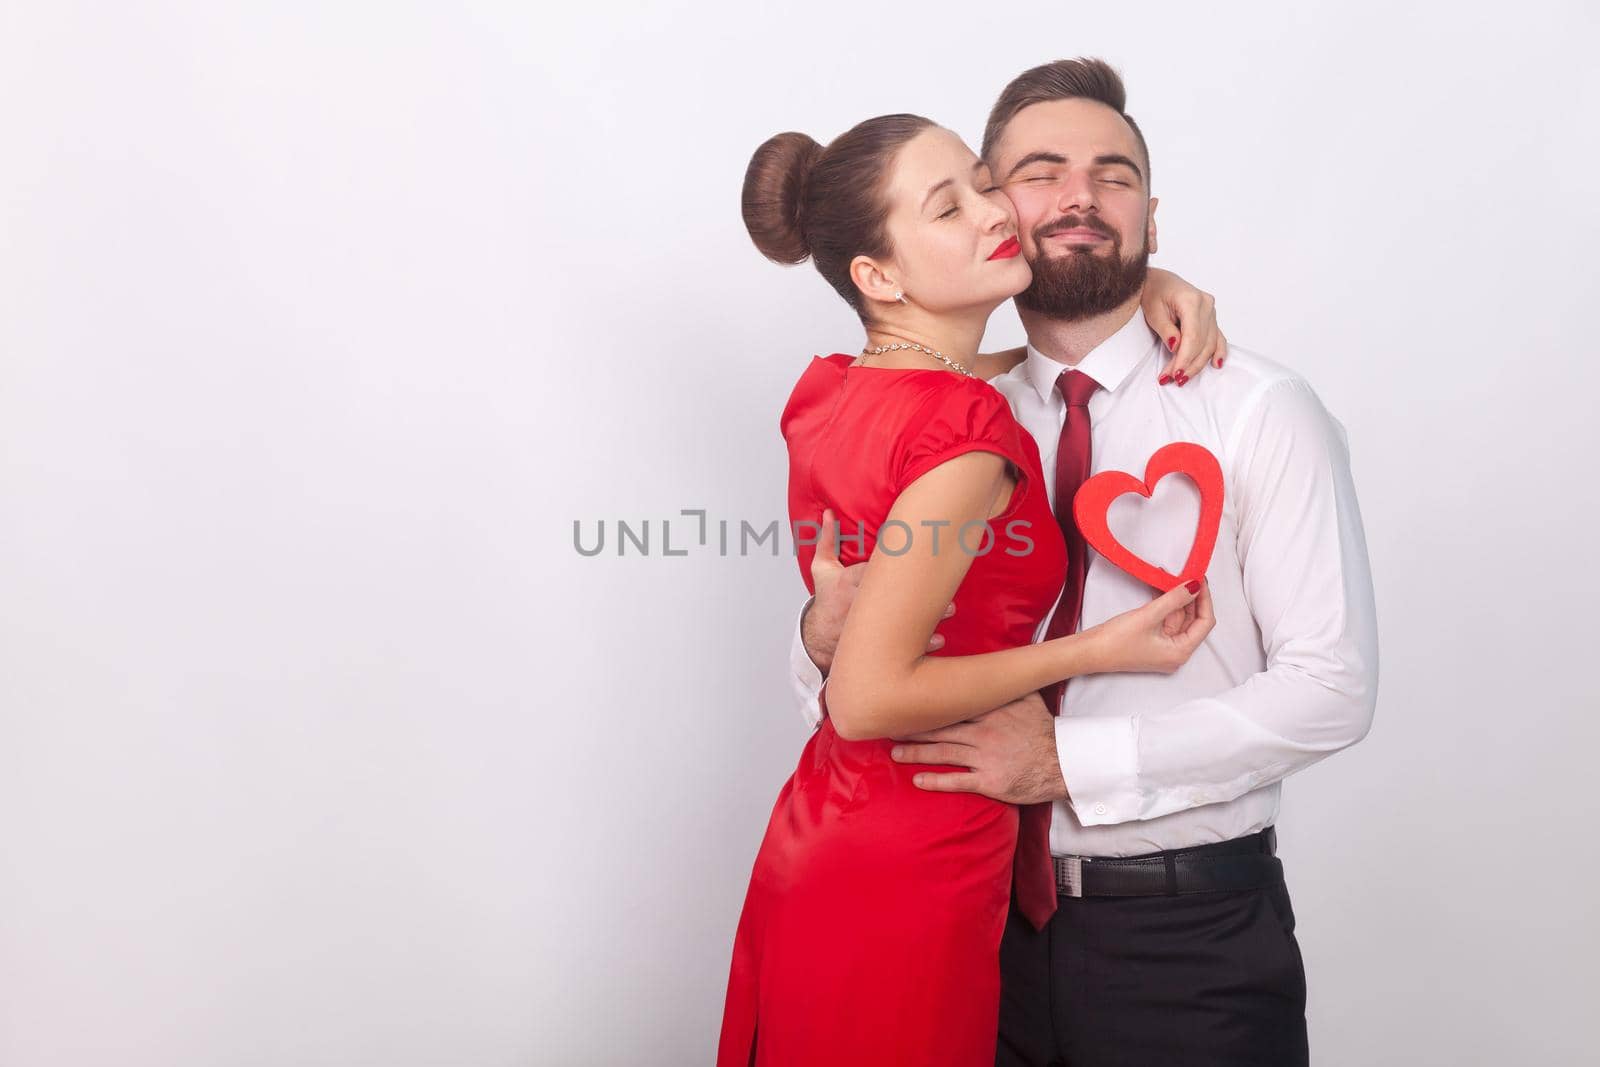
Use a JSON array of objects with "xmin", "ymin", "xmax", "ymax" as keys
[{"xmin": 894, "ymin": 381, "xmax": 1024, "ymax": 495}]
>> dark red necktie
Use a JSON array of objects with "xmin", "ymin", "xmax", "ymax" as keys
[{"xmin": 1013, "ymin": 368, "xmax": 1099, "ymax": 932}]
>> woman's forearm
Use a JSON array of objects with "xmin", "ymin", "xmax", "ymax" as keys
[{"xmin": 827, "ymin": 632, "xmax": 1106, "ymax": 741}]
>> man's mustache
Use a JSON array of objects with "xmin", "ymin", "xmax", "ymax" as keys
[{"xmin": 1033, "ymin": 214, "xmax": 1117, "ymax": 242}]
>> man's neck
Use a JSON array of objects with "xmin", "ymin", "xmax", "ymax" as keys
[{"xmin": 1016, "ymin": 292, "xmax": 1142, "ymax": 366}]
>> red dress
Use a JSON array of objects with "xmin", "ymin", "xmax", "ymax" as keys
[{"xmin": 717, "ymin": 355, "xmax": 1068, "ymax": 1066}]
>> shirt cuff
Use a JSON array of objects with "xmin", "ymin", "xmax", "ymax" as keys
[
  {"xmin": 790, "ymin": 599, "xmax": 825, "ymax": 730},
  {"xmin": 1057, "ymin": 714, "xmax": 1142, "ymax": 826}
]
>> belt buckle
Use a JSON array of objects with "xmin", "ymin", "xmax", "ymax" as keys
[{"xmin": 1054, "ymin": 854, "xmax": 1086, "ymax": 898}]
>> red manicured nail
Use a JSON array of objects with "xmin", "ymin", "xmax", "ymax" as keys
[
  {"xmin": 1214, "ymin": 358, "xmax": 1223, "ymax": 368},
  {"xmin": 1158, "ymin": 374, "xmax": 1173, "ymax": 385},
  {"xmin": 1167, "ymin": 336, "xmax": 1178, "ymax": 351},
  {"xmin": 1176, "ymin": 372, "xmax": 1188, "ymax": 385},
  {"xmin": 1185, "ymin": 579, "xmax": 1201, "ymax": 594}
]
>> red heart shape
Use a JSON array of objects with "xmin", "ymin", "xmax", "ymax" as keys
[{"xmin": 1071, "ymin": 442, "xmax": 1224, "ymax": 591}]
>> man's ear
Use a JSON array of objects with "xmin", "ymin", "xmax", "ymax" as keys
[
  {"xmin": 850, "ymin": 255, "xmax": 902, "ymax": 311},
  {"xmin": 1145, "ymin": 197, "xmax": 1159, "ymax": 255}
]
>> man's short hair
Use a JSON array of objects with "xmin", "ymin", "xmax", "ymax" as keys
[{"xmin": 981, "ymin": 57, "xmax": 1151, "ymax": 190}]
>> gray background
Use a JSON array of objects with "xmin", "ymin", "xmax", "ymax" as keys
[{"xmin": 2, "ymin": 1, "xmax": 1596, "ymax": 1064}]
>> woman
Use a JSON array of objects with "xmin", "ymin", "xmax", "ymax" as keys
[{"xmin": 718, "ymin": 114, "xmax": 1219, "ymax": 1066}]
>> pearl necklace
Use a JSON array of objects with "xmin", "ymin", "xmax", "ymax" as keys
[{"xmin": 859, "ymin": 341, "xmax": 973, "ymax": 378}]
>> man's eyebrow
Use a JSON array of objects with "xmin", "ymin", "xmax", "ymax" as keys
[
  {"xmin": 1003, "ymin": 151, "xmax": 1067, "ymax": 179},
  {"xmin": 1094, "ymin": 153, "xmax": 1145, "ymax": 182},
  {"xmin": 921, "ymin": 161, "xmax": 989, "ymax": 210},
  {"xmin": 1001, "ymin": 151, "xmax": 1146, "ymax": 184}
]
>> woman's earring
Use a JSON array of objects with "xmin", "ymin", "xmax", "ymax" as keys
[{"xmin": 894, "ymin": 291, "xmax": 906, "ymax": 304}]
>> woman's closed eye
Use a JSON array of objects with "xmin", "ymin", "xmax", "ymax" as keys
[{"xmin": 942, "ymin": 186, "xmax": 1003, "ymax": 218}]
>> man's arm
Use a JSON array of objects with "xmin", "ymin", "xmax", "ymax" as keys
[
  {"xmin": 786, "ymin": 513, "xmax": 857, "ymax": 733},
  {"xmin": 790, "ymin": 597, "xmax": 826, "ymax": 731},
  {"xmin": 1057, "ymin": 377, "xmax": 1380, "ymax": 826},
  {"xmin": 787, "ymin": 510, "xmax": 953, "ymax": 732}
]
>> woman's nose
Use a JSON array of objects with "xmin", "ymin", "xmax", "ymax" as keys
[{"xmin": 980, "ymin": 200, "xmax": 1012, "ymax": 233}]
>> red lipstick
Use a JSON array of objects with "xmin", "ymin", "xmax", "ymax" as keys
[{"xmin": 987, "ymin": 236, "xmax": 1021, "ymax": 261}]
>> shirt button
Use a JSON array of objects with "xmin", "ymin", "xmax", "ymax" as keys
[{"xmin": 1094, "ymin": 803, "xmax": 1107, "ymax": 815}]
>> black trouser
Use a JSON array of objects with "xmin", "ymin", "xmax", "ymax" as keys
[{"xmin": 995, "ymin": 834, "xmax": 1308, "ymax": 1067}]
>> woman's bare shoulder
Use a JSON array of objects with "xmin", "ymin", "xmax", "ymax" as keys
[{"xmin": 971, "ymin": 347, "xmax": 1026, "ymax": 381}]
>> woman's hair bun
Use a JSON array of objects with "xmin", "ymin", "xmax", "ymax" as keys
[{"xmin": 741, "ymin": 131, "xmax": 823, "ymax": 265}]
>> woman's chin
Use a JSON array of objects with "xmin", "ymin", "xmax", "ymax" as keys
[
  {"xmin": 930, "ymin": 273, "xmax": 1032, "ymax": 315},
  {"xmin": 999, "ymin": 273, "xmax": 1033, "ymax": 302},
  {"xmin": 965, "ymin": 270, "xmax": 1033, "ymax": 309}
]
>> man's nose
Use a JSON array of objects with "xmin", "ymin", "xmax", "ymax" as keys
[{"xmin": 1056, "ymin": 171, "xmax": 1099, "ymax": 215}]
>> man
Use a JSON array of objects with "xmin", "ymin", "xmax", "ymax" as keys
[{"xmin": 789, "ymin": 58, "xmax": 1378, "ymax": 1066}]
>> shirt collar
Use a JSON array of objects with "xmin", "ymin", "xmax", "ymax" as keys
[{"xmin": 1023, "ymin": 309, "xmax": 1160, "ymax": 405}]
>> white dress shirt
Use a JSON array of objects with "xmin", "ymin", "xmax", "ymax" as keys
[{"xmin": 788, "ymin": 309, "xmax": 1380, "ymax": 858}]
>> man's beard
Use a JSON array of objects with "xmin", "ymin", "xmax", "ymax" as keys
[{"xmin": 1013, "ymin": 214, "xmax": 1149, "ymax": 320}]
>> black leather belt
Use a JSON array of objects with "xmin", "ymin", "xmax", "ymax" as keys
[{"xmin": 1053, "ymin": 827, "xmax": 1281, "ymax": 898}]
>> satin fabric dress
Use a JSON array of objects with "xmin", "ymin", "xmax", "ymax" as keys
[{"xmin": 717, "ymin": 355, "xmax": 1068, "ymax": 1066}]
